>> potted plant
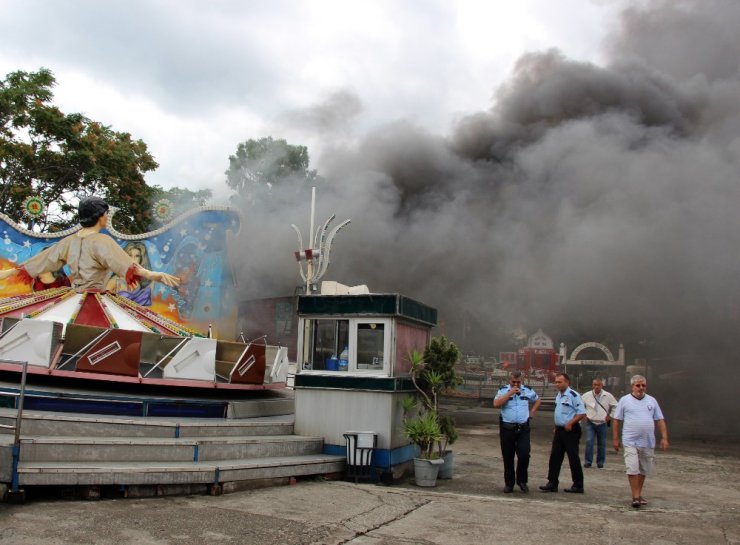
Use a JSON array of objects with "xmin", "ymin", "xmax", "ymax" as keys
[
  {"xmin": 437, "ymin": 414, "xmax": 458, "ymax": 479},
  {"xmin": 407, "ymin": 336, "xmax": 462, "ymax": 481},
  {"xmin": 423, "ymin": 337, "xmax": 462, "ymax": 478},
  {"xmin": 402, "ymin": 397, "xmax": 444, "ymax": 486}
]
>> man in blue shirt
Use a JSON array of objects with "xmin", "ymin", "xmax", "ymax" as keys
[
  {"xmin": 540, "ymin": 372, "xmax": 587, "ymax": 493},
  {"xmin": 494, "ymin": 370, "xmax": 542, "ymax": 493}
]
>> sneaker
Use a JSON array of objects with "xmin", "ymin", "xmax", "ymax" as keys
[
  {"xmin": 583, "ymin": 463, "xmax": 592, "ymax": 468},
  {"xmin": 503, "ymin": 486, "xmax": 514, "ymax": 493},
  {"xmin": 597, "ymin": 464, "xmax": 604, "ymax": 468}
]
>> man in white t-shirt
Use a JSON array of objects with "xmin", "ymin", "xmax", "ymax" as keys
[{"xmin": 612, "ymin": 374, "xmax": 669, "ymax": 509}]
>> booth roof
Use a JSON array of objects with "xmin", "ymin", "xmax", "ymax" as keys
[{"xmin": 297, "ymin": 293, "xmax": 437, "ymax": 327}]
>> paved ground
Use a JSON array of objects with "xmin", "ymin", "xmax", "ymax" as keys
[{"xmin": 0, "ymin": 405, "xmax": 738, "ymax": 545}]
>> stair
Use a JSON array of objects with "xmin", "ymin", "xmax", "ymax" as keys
[{"xmin": 0, "ymin": 401, "xmax": 345, "ymax": 494}]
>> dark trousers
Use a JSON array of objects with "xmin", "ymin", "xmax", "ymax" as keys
[
  {"xmin": 547, "ymin": 425, "xmax": 584, "ymax": 488},
  {"xmin": 500, "ymin": 423, "xmax": 531, "ymax": 487}
]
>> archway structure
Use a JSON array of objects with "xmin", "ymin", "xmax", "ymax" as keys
[{"xmin": 559, "ymin": 342, "xmax": 625, "ymax": 368}]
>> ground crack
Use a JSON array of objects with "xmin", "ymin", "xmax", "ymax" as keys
[{"xmin": 332, "ymin": 498, "xmax": 433, "ymax": 545}]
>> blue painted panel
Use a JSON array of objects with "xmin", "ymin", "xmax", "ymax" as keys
[
  {"xmin": 324, "ymin": 442, "xmax": 419, "ymax": 470},
  {"xmin": 23, "ymin": 396, "xmax": 143, "ymax": 416},
  {"xmin": 147, "ymin": 402, "xmax": 226, "ymax": 418},
  {"xmin": 0, "ymin": 389, "xmax": 227, "ymax": 419}
]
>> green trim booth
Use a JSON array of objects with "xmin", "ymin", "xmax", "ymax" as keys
[{"xmin": 294, "ymin": 293, "xmax": 437, "ymax": 480}]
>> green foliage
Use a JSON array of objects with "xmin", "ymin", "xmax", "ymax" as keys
[
  {"xmin": 438, "ymin": 414, "xmax": 458, "ymax": 447},
  {"xmin": 403, "ymin": 409, "xmax": 442, "ymax": 459},
  {"xmin": 225, "ymin": 136, "xmax": 318, "ymax": 205},
  {"xmin": 150, "ymin": 185, "xmax": 213, "ymax": 221},
  {"xmin": 423, "ymin": 336, "xmax": 463, "ymax": 391},
  {"xmin": 407, "ymin": 337, "xmax": 462, "ymax": 456},
  {"xmin": 401, "ymin": 395, "xmax": 418, "ymax": 419},
  {"xmin": 0, "ymin": 68, "xmax": 158, "ymax": 234}
]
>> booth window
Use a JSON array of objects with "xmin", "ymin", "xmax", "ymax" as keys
[
  {"xmin": 306, "ymin": 319, "xmax": 349, "ymax": 370},
  {"xmin": 301, "ymin": 318, "xmax": 390, "ymax": 374},
  {"xmin": 356, "ymin": 322, "xmax": 385, "ymax": 370}
]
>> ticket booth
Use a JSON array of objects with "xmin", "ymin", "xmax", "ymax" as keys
[{"xmin": 293, "ymin": 293, "xmax": 437, "ymax": 479}]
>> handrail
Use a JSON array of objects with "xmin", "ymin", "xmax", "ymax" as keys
[{"xmin": 7, "ymin": 360, "xmax": 29, "ymax": 495}]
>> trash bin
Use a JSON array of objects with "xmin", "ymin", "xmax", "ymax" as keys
[{"xmin": 343, "ymin": 431, "xmax": 377, "ymax": 483}]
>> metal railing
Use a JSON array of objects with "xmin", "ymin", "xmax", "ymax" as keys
[
  {"xmin": 451, "ymin": 374, "xmax": 560, "ymax": 407},
  {"xmin": 0, "ymin": 360, "xmax": 29, "ymax": 497}
]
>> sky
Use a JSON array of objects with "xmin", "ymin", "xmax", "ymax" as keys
[{"xmin": 0, "ymin": 0, "xmax": 617, "ymax": 195}]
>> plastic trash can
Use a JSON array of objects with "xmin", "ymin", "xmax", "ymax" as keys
[{"xmin": 343, "ymin": 431, "xmax": 377, "ymax": 483}]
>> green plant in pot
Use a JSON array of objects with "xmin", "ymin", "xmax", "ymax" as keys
[
  {"xmin": 403, "ymin": 403, "xmax": 443, "ymax": 460},
  {"xmin": 407, "ymin": 336, "xmax": 462, "ymax": 481},
  {"xmin": 437, "ymin": 414, "xmax": 458, "ymax": 479},
  {"xmin": 402, "ymin": 396, "xmax": 444, "ymax": 486}
]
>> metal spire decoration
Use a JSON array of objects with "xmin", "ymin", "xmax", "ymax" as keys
[{"xmin": 291, "ymin": 187, "xmax": 350, "ymax": 294}]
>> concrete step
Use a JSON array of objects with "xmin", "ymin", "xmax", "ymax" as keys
[
  {"xmin": 0, "ymin": 386, "xmax": 345, "ymax": 494},
  {"xmin": 17, "ymin": 454, "xmax": 346, "ymax": 486},
  {"xmin": 0, "ymin": 409, "xmax": 295, "ymax": 438},
  {"xmin": 18, "ymin": 435, "xmax": 324, "ymax": 463}
]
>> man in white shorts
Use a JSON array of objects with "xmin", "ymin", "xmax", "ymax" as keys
[{"xmin": 612, "ymin": 374, "xmax": 669, "ymax": 508}]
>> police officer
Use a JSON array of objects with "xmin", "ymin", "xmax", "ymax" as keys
[
  {"xmin": 540, "ymin": 372, "xmax": 587, "ymax": 493},
  {"xmin": 494, "ymin": 370, "xmax": 542, "ymax": 493}
]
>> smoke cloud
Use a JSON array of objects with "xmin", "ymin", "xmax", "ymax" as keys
[{"xmin": 231, "ymin": 0, "xmax": 740, "ymax": 432}]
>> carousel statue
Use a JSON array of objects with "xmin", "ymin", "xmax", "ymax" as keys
[{"xmin": 0, "ymin": 196, "xmax": 288, "ymax": 389}]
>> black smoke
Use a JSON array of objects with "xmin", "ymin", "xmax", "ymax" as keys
[{"xmin": 232, "ymin": 1, "xmax": 740, "ymax": 434}]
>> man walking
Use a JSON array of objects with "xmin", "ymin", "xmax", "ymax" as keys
[
  {"xmin": 493, "ymin": 371, "xmax": 542, "ymax": 493},
  {"xmin": 540, "ymin": 372, "xmax": 586, "ymax": 493},
  {"xmin": 613, "ymin": 374, "xmax": 669, "ymax": 508},
  {"xmin": 581, "ymin": 378, "xmax": 618, "ymax": 468}
]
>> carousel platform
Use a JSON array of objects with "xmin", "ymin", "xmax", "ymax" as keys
[{"xmin": 0, "ymin": 379, "xmax": 344, "ymax": 499}]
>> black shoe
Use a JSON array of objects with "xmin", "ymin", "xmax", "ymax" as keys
[
  {"xmin": 563, "ymin": 486, "xmax": 584, "ymax": 493},
  {"xmin": 539, "ymin": 482, "xmax": 558, "ymax": 492},
  {"xmin": 503, "ymin": 486, "xmax": 514, "ymax": 493},
  {"xmin": 597, "ymin": 464, "xmax": 604, "ymax": 468},
  {"xmin": 583, "ymin": 463, "xmax": 592, "ymax": 468},
  {"xmin": 518, "ymin": 483, "xmax": 529, "ymax": 493}
]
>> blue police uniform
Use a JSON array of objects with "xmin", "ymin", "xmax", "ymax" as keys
[
  {"xmin": 554, "ymin": 387, "xmax": 586, "ymax": 426},
  {"xmin": 497, "ymin": 385, "xmax": 540, "ymax": 424},
  {"xmin": 543, "ymin": 387, "xmax": 587, "ymax": 492},
  {"xmin": 495, "ymin": 384, "xmax": 540, "ymax": 491}
]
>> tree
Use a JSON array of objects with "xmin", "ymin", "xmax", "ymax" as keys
[
  {"xmin": 149, "ymin": 185, "xmax": 213, "ymax": 223},
  {"xmin": 0, "ymin": 68, "xmax": 158, "ymax": 233},
  {"xmin": 225, "ymin": 136, "xmax": 318, "ymax": 205}
]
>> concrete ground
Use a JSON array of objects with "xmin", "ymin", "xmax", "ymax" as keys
[{"xmin": 0, "ymin": 404, "xmax": 738, "ymax": 545}]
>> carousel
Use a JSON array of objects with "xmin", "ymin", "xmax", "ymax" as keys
[{"xmin": 0, "ymin": 197, "xmax": 288, "ymax": 391}]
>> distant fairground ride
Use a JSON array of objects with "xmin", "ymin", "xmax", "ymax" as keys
[{"xmin": 0, "ymin": 205, "xmax": 288, "ymax": 390}]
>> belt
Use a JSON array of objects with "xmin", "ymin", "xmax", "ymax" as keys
[{"xmin": 501, "ymin": 421, "xmax": 529, "ymax": 430}]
